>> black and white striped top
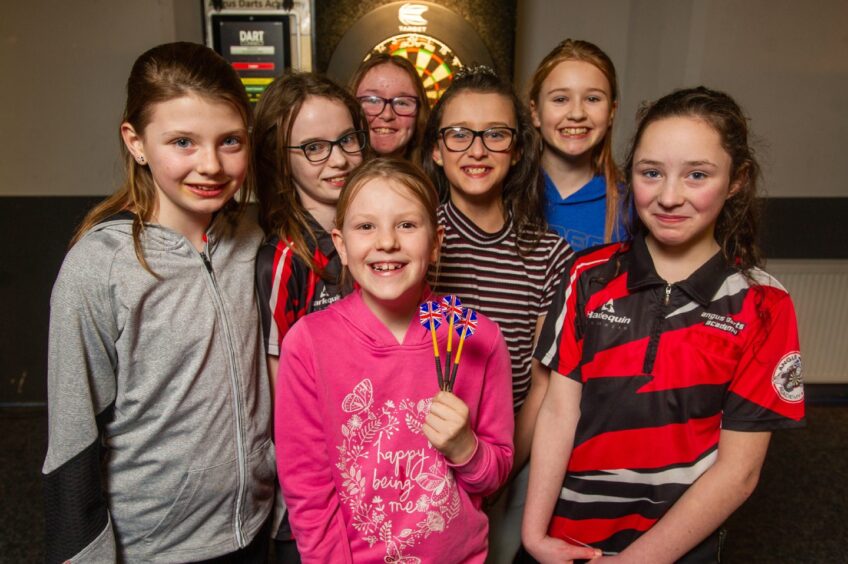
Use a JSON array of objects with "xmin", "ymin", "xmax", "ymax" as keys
[{"xmin": 433, "ymin": 201, "xmax": 572, "ymax": 409}]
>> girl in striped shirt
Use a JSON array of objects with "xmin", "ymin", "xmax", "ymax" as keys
[{"xmin": 421, "ymin": 66, "xmax": 573, "ymax": 562}]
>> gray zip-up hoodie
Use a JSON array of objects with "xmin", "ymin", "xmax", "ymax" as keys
[{"xmin": 43, "ymin": 210, "xmax": 274, "ymax": 563}]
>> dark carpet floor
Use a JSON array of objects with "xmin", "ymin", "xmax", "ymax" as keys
[{"xmin": 2, "ymin": 405, "xmax": 845, "ymax": 563}]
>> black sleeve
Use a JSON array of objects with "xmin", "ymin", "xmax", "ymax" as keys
[{"xmin": 44, "ymin": 404, "xmax": 116, "ymax": 563}]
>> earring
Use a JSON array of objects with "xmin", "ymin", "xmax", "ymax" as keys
[{"xmin": 136, "ymin": 155, "xmax": 146, "ymax": 164}]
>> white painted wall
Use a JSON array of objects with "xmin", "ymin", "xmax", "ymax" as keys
[
  {"xmin": 515, "ymin": 0, "xmax": 848, "ymax": 198},
  {"xmin": 0, "ymin": 0, "xmax": 202, "ymax": 196},
  {"xmin": 2, "ymin": 1, "xmax": 847, "ymax": 199}
]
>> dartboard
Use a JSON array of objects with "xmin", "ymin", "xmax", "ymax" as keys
[
  {"xmin": 326, "ymin": 2, "xmax": 495, "ymax": 106},
  {"xmin": 369, "ymin": 34, "xmax": 462, "ymax": 104}
]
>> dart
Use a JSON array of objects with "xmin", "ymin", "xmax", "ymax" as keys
[
  {"xmin": 419, "ymin": 301, "xmax": 445, "ymax": 390},
  {"xmin": 440, "ymin": 295, "xmax": 463, "ymax": 381},
  {"xmin": 448, "ymin": 307, "xmax": 477, "ymax": 392}
]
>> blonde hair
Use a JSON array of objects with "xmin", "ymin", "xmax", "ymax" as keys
[
  {"xmin": 529, "ymin": 38, "xmax": 622, "ymax": 242},
  {"xmin": 72, "ymin": 42, "xmax": 251, "ymax": 273},
  {"xmin": 335, "ymin": 157, "xmax": 439, "ymax": 233}
]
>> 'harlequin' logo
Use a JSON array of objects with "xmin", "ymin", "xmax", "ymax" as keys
[
  {"xmin": 771, "ymin": 351, "xmax": 803, "ymax": 403},
  {"xmin": 588, "ymin": 299, "xmax": 631, "ymax": 326}
]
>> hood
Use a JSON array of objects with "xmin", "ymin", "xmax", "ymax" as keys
[
  {"xmin": 543, "ymin": 171, "xmax": 606, "ymax": 204},
  {"xmin": 330, "ymin": 287, "xmax": 452, "ymax": 352},
  {"xmin": 87, "ymin": 208, "xmax": 251, "ymax": 255}
]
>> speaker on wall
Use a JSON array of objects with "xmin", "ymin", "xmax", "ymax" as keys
[{"xmin": 317, "ymin": 0, "xmax": 515, "ymax": 103}]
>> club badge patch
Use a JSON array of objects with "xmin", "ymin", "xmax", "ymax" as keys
[{"xmin": 771, "ymin": 352, "xmax": 804, "ymax": 403}]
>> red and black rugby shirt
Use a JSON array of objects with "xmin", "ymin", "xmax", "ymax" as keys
[
  {"xmin": 256, "ymin": 219, "xmax": 345, "ymax": 356},
  {"xmin": 534, "ymin": 233, "xmax": 805, "ymax": 555}
]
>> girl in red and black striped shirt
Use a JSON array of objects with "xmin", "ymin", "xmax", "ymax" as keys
[
  {"xmin": 523, "ymin": 87, "xmax": 805, "ymax": 563},
  {"xmin": 254, "ymin": 73, "xmax": 370, "ymax": 383}
]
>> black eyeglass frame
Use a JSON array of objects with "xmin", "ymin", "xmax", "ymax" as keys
[
  {"xmin": 437, "ymin": 126, "xmax": 518, "ymax": 153},
  {"xmin": 357, "ymin": 95, "xmax": 421, "ymax": 117},
  {"xmin": 286, "ymin": 130, "xmax": 368, "ymax": 163}
]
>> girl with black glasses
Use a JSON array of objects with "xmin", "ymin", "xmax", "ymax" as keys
[
  {"xmin": 252, "ymin": 72, "xmax": 370, "ymax": 562},
  {"xmin": 350, "ymin": 54, "xmax": 430, "ymax": 162},
  {"xmin": 421, "ymin": 66, "xmax": 574, "ymax": 562}
]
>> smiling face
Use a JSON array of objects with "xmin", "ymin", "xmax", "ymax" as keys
[
  {"xmin": 531, "ymin": 60, "xmax": 614, "ymax": 164},
  {"xmin": 288, "ymin": 96, "xmax": 363, "ymax": 227},
  {"xmin": 432, "ymin": 91, "xmax": 517, "ymax": 209},
  {"xmin": 355, "ymin": 64, "xmax": 419, "ymax": 156},
  {"xmin": 632, "ymin": 116, "xmax": 739, "ymax": 258},
  {"xmin": 121, "ymin": 94, "xmax": 247, "ymax": 238},
  {"xmin": 332, "ymin": 177, "xmax": 442, "ymax": 329}
]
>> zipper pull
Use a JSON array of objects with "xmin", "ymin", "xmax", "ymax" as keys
[
  {"xmin": 201, "ymin": 252, "xmax": 213, "ymax": 273},
  {"xmin": 664, "ymin": 284, "xmax": 672, "ymax": 305},
  {"xmin": 200, "ymin": 231, "xmax": 212, "ymax": 273}
]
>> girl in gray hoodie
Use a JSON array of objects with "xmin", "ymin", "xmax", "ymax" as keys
[{"xmin": 43, "ymin": 42, "xmax": 274, "ymax": 563}]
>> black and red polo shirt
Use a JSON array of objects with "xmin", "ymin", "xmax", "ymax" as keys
[
  {"xmin": 534, "ymin": 233, "xmax": 805, "ymax": 555},
  {"xmin": 256, "ymin": 218, "xmax": 345, "ymax": 357}
]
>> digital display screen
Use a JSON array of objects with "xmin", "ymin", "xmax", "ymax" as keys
[{"xmin": 211, "ymin": 14, "xmax": 291, "ymax": 104}]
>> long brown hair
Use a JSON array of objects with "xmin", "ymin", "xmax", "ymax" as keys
[
  {"xmin": 252, "ymin": 72, "xmax": 369, "ymax": 276},
  {"xmin": 349, "ymin": 53, "xmax": 430, "ymax": 162},
  {"xmin": 421, "ymin": 66, "xmax": 546, "ymax": 250},
  {"xmin": 71, "ymin": 42, "xmax": 251, "ymax": 273},
  {"xmin": 623, "ymin": 86, "xmax": 763, "ymax": 271},
  {"xmin": 529, "ymin": 38, "xmax": 622, "ymax": 242}
]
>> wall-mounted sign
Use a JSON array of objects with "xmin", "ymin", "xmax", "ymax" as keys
[
  {"xmin": 211, "ymin": 14, "xmax": 292, "ymax": 104},
  {"xmin": 327, "ymin": 2, "xmax": 494, "ymax": 105}
]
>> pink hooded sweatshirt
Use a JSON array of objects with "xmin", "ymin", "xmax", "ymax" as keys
[{"xmin": 276, "ymin": 290, "xmax": 514, "ymax": 563}]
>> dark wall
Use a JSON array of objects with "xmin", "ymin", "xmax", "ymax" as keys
[
  {"xmin": 760, "ymin": 198, "xmax": 848, "ymax": 260},
  {"xmin": 0, "ymin": 198, "xmax": 102, "ymax": 405}
]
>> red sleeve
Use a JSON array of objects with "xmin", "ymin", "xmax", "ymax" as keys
[
  {"xmin": 723, "ymin": 289, "xmax": 806, "ymax": 430},
  {"xmin": 275, "ymin": 322, "xmax": 353, "ymax": 563},
  {"xmin": 534, "ymin": 256, "xmax": 585, "ymax": 382},
  {"xmin": 256, "ymin": 239, "xmax": 304, "ymax": 356}
]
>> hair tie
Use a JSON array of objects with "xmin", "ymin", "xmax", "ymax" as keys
[{"xmin": 453, "ymin": 64, "xmax": 498, "ymax": 80}]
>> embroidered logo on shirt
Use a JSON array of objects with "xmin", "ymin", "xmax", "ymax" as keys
[
  {"xmin": 771, "ymin": 352, "xmax": 804, "ymax": 403},
  {"xmin": 337, "ymin": 379, "xmax": 461, "ymax": 560},
  {"xmin": 561, "ymin": 229, "xmax": 603, "ymax": 253},
  {"xmin": 312, "ymin": 284, "xmax": 340, "ymax": 309},
  {"xmin": 701, "ymin": 312, "xmax": 746, "ymax": 335},
  {"xmin": 588, "ymin": 299, "xmax": 631, "ymax": 326}
]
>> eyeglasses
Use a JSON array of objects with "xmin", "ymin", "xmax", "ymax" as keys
[
  {"xmin": 286, "ymin": 130, "xmax": 368, "ymax": 163},
  {"xmin": 438, "ymin": 126, "xmax": 517, "ymax": 153},
  {"xmin": 358, "ymin": 95, "xmax": 420, "ymax": 117}
]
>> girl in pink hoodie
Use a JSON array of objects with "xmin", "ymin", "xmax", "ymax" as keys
[{"xmin": 275, "ymin": 158, "xmax": 514, "ymax": 562}]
